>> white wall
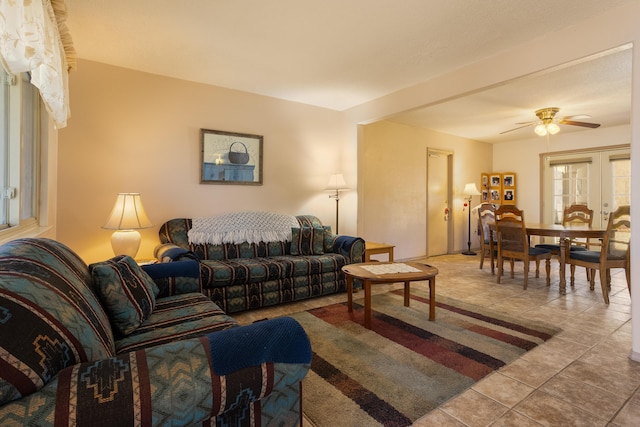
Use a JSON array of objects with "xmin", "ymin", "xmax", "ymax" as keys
[
  {"xmin": 58, "ymin": 60, "xmax": 356, "ymax": 263},
  {"xmin": 493, "ymin": 124, "xmax": 631, "ymax": 223}
]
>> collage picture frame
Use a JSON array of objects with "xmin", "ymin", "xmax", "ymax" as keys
[{"xmin": 481, "ymin": 172, "xmax": 517, "ymax": 205}]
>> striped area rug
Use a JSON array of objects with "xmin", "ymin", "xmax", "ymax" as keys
[{"xmin": 292, "ymin": 288, "xmax": 560, "ymax": 427}]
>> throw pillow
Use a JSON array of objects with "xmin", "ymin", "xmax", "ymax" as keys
[
  {"xmin": 290, "ymin": 226, "xmax": 324, "ymax": 255},
  {"xmin": 90, "ymin": 255, "xmax": 159, "ymax": 336},
  {"xmin": 323, "ymin": 225, "xmax": 334, "ymax": 253}
]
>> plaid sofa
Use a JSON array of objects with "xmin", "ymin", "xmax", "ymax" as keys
[
  {"xmin": 157, "ymin": 214, "xmax": 366, "ymax": 313},
  {"xmin": 0, "ymin": 238, "xmax": 311, "ymax": 426}
]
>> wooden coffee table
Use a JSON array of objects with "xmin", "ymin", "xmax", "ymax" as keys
[{"xmin": 342, "ymin": 262, "xmax": 439, "ymax": 329}]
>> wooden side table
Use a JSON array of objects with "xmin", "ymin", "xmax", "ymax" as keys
[
  {"xmin": 342, "ymin": 262, "xmax": 438, "ymax": 329},
  {"xmin": 365, "ymin": 242, "xmax": 395, "ymax": 262}
]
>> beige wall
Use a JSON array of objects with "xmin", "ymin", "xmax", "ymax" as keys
[
  {"xmin": 58, "ymin": 60, "xmax": 355, "ymax": 263},
  {"xmin": 360, "ymin": 120, "xmax": 492, "ymax": 260}
]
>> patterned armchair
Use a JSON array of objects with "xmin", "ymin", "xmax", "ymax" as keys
[{"xmin": 0, "ymin": 238, "xmax": 311, "ymax": 426}]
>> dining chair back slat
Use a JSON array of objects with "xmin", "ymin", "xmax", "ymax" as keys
[
  {"xmin": 478, "ymin": 203, "xmax": 496, "ymax": 274},
  {"xmin": 567, "ymin": 205, "xmax": 630, "ymax": 304},
  {"xmin": 494, "ymin": 205, "xmax": 552, "ymax": 289}
]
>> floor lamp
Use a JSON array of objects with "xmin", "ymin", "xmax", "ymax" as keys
[
  {"xmin": 462, "ymin": 183, "xmax": 481, "ymax": 256},
  {"xmin": 326, "ymin": 174, "xmax": 348, "ymax": 234}
]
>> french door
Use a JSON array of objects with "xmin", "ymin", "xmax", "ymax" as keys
[{"xmin": 542, "ymin": 146, "xmax": 631, "ymax": 227}]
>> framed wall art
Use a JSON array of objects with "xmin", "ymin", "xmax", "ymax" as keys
[
  {"xmin": 482, "ymin": 171, "xmax": 517, "ymax": 205},
  {"xmin": 489, "ymin": 174, "xmax": 501, "ymax": 188},
  {"xmin": 501, "ymin": 172, "xmax": 516, "ymax": 205},
  {"xmin": 200, "ymin": 129, "xmax": 263, "ymax": 185},
  {"xmin": 502, "ymin": 173, "xmax": 516, "ymax": 188}
]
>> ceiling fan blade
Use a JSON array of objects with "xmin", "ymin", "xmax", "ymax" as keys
[
  {"xmin": 514, "ymin": 120, "xmax": 537, "ymax": 125},
  {"xmin": 561, "ymin": 114, "xmax": 592, "ymax": 121},
  {"xmin": 500, "ymin": 123, "xmax": 534, "ymax": 134},
  {"xmin": 561, "ymin": 120, "xmax": 601, "ymax": 128}
]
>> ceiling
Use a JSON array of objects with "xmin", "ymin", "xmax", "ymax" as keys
[{"xmin": 65, "ymin": 0, "xmax": 634, "ymax": 143}]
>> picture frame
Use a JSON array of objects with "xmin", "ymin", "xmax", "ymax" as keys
[
  {"xmin": 489, "ymin": 174, "xmax": 501, "ymax": 188},
  {"xmin": 481, "ymin": 173, "xmax": 490, "ymax": 189},
  {"xmin": 200, "ymin": 129, "xmax": 263, "ymax": 185},
  {"xmin": 482, "ymin": 189, "xmax": 489, "ymax": 202},
  {"xmin": 503, "ymin": 188, "xmax": 516, "ymax": 204},
  {"xmin": 503, "ymin": 173, "xmax": 516, "ymax": 188}
]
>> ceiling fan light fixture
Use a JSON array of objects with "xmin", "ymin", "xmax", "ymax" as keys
[
  {"xmin": 547, "ymin": 122, "xmax": 560, "ymax": 135},
  {"xmin": 534, "ymin": 123, "xmax": 548, "ymax": 136}
]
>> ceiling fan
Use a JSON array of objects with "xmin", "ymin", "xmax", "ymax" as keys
[{"xmin": 501, "ymin": 107, "xmax": 601, "ymax": 136}]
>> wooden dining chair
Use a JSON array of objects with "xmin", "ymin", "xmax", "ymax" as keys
[
  {"xmin": 495, "ymin": 205, "xmax": 552, "ymax": 289},
  {"xmin": 478, "ymin": 203, "xmax": 496, "ymax": 274},
  {"xmin": 536, "ymin": 204, "xmax": 594, "ymax": 254},
  {"xmin": 567, "ymin": 205, "xmax": 630, "ymax": 304},
  {"xmin": 535, "ymin": 204, "xmax": 594, "ymax": 280}
]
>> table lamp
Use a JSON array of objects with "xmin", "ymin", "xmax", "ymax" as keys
[
  {"xmin": 462, "ymin": 183, "xmax": 481, "ymax": 255},
  {"xmin": 325, "ymin": 173, "xmax": 348, "ymax": 234},
  {"xmin": 102, "ymin": 193, "xmax": 153, "ymax": 257}
]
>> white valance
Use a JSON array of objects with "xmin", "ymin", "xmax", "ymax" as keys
[{"xmin": 0, "ymin": 0, "xmax": 76, "ymax": 128}]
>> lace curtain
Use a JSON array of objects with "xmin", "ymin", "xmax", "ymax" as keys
[{"xmin": 0, "ymin": 0, "xmax": 76, "ymax": 128}]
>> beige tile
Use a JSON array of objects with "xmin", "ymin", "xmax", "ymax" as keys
[
  {"xmin": 440, "ymin": 389, "xmax": 509, "ymax": 427},
  {"xmin": 472, "ymin": 372, "xmax": 534, "ymax": 408},
  {"xmin": 561, "ymin": 360, "xmax": 640, "ymax": 395},
  {"xmin": 413, "ymin": 409, "xmax": 468, "ymax": 427},
  {"xmin": 611, "ymin": 401, "xmax": 640, "ymax": 427},
  {"xmin": 519, "ymin": 338, "xmax": 587, "ymax": 368},
  {"xmin": 514, "ymin": 390, "xmax": 607, "ymax": 427},
  {"xmin": 497, "ymin": 357, "xmax": 562, "ymax": 388},
  {"xmin": 539, "ymin": 374, "xmax": 627, "ymax": 420},
  {"xmin": 489, "ymin": 410, "xmax": 544, "ymax": 427}
]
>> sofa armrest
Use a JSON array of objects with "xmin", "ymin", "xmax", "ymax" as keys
[
  {"xmin": 0, "ymin": 317, "xmax": 311, "ymax": 426},
  {"xmin": 333, "ymin": 235, "xmax": 366, "ymax": 264},
  {"xmin": 154, "ymin": 243, "xmax": 199, "ymax": 262},
  {"xmin": 142, "ymin": 259, "xmax": 201, "ymax": 297}
]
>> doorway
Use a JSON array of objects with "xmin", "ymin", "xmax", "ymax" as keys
[
  {"xmin": 427, "ymin": 149, "xmax": 453, "ymax": 256},
  {"xmin": 541, "ymin": 145, "xmax": 631, "ymax": 227}
]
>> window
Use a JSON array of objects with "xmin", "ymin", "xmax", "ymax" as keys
[
  {"xmin": 611, "ymin": 156, "xmax": 631, "ymax": 208},
  {"xmin": 0, "ymin": 68, "xmax": 40, "ymax": 231},
  {"xmin": 542, "ymin": 147, "xmax": 631, "ymax": 228},
  {"xmin": 551, "ymin": 161, "xmax": 590, "ymax": 224}
]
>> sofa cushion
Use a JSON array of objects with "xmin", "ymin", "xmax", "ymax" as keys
[
  {"xmin": 115, "ymin": 293, "xmax": 238, "ymax": 354},
  {"xmin": 0, "ymin": 238, "xmax": 115, "ymax": 407},
  {"xmin": 90, "ymin": 256, "xmax": 160, "ymax": 336},
  {"xmin": 290, "ymin": 226, "xmax": 324, "ymax": 255},
  {"xmin": 199, "ymin": 253, "xmax": 347, "ymax": 288}
]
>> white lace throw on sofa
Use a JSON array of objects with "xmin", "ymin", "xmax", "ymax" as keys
[{"xmin": 188, "ymin": 212, "xmax": 300, "ymax": 245}]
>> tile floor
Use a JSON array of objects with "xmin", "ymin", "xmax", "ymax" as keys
[{"xmin": 232, "ymin": 254, "xmax": 638, "ymax": 427}]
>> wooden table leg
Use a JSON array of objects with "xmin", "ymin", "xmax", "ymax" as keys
[
  {"xmin": 429, "ymin": 277, "xmax": 436, "ymax": 321},
  {"xmin": 346, "ymin": 275, "xmax": 353, "ymax": 312},
  {"xmin": 404, "ymin": 281, "xmax": 410, "ymax": 307},
  {"xmin": 364, "ymin": 279, "xmax": 372, "ymax": 329},
  {"xmin": 559, "ymin": 238, "xmax": 568, "ymax": 294}
]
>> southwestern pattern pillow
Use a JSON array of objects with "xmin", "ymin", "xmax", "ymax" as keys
[
  {"xmin": 323, "ymin": 225, "xmax": 334, "ymax": 253},
  {"xmin": 90, "ymin": 256, "xmax": 159, "ymax": 336},
  {"xmin": 290, "ymin": 226, "xmax": 324, "ymax": 255}
]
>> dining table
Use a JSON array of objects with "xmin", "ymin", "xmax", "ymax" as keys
[{"xmin": 523, "ymin": 223, "xmax": 607, "ymax": 294}]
